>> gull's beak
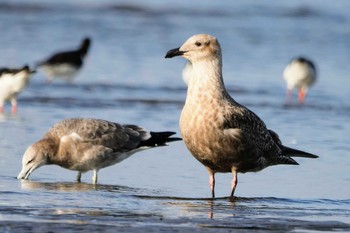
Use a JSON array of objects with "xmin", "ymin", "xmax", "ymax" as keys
[
  {"xmin": 165, "ymin": 47, "xmax": 185, "ymax": 58},
  {"xmin": 17, "ymin": 167, "xmax": 30, "ymax": 180},
  {"xmin": 17, "ymin": 164, "xmax": 37, "ymax": 180}
]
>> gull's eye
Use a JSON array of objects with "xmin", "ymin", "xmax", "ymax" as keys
[
  {"xmin": 26, "ymin": 159, "xmax": 34, "ymax": 165},
  {"xmin": 195, "ymin": 42, "xmax": 202, "ymax": 47}
]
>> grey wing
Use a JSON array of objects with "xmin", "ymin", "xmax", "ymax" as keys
[
  {"xmin": 121, "ymin": 124, "xmax": 151, "ymax": 149},
  {"xmin": 44, "ymin": 118, "xmax": 145, "ymax": 152}
]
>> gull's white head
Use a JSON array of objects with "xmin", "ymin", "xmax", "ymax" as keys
[
  {"xmin": 17, "ymin": 139, "xmax": 55, "ymax": 180},
  {"xmin": 165, "ymin": 34, "xmax": 221, "ymax": 63}
]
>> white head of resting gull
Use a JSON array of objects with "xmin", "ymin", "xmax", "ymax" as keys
[
  {"xmin": 283, "ymin": 57, "xmax": 316, "ymax": 104},
  {"xmin": 165, "ymin": 34, "xmax": 318, "ymax": 198},
  {"xmin": 36, "ymin": 37, "xmax": 91, "ymax": 82},
  {"xmin": 17, "ymin": 118, "xmax": 181, "ymax": 184},
  {"xmin": 0, "ymin": 65, "xmax": 36, "ymax": 113}
]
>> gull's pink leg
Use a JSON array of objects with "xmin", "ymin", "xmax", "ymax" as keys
[
  {"xmin": 92, "ymin": 170, "xmax": 98, "ymax": 184},
  {"xmin": 230, "ymin": 169, "xmax": 238, "ymax": 197},
  {"xmin": 207, "ymin": 169, "xmax": 215, "ymax": 199},
  {"xmin": 11, "ymin": 100, "xmax": 17, "ymax": 114}
]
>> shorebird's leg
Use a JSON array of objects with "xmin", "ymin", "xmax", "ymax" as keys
[
  {"xmin": 298, "ymin": 89, "xmax": 306, "ymax": 104},
  {"xmin": 286, "ymin": 89, "xmax": 293, "ymax": 103},
  {"xmin": 45, "ymin": 75, "xmax": 53, "ymax": 84},
  {"xmin": 207, "ymin": 168, "xmax": 215, "ymax": 199},
  {"xmin": 76, "ymin": 171, "xmax": 82, "ymax": 182},
  {"xmin": 10, "ymin": 99, "xmax": 17, "ymax": 114},
  {"xmin": 92, "ymin": 170, "xmax": 98, "ymax": 184},
  {"xmin": 230, "ymin": 169, "xmax": 238, "ymax": 197}
]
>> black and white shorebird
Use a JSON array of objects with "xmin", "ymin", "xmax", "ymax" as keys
[
  {"xmin": 36, "ymin": 37, "xmax": 91, "ymax": 82},
  {"xmin": 165, "ymin": 34, "xmax": 318, "ymax": 198},
  {"xmin": 0, "ymin": 65, "xmax": 35, "ymax": 113},
  {"xmin": 283, "ymin": 57, "xmax": 316, "ymax": 104},
  {"xmin": 17, "ymin": 118, "xmax": 181, "ymax": 183}
]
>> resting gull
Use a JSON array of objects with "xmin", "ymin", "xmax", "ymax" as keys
[
  {"xmin": 36, "ymin": 37, "xmax": 91, "ymax": 82},
  {"xmin": 165, "ymin": 34, "xmax": 318, "ymax": 198},
  {"xmin": 283, "ymin": 57, "xmax": 316, "ymax": 104},
  {"xmin": 0, "ymin": 65, "xmax": 35, "ymax": 113},
  {"xmin": 17, "ymin": 118, "xmax": 181, "ymax": 183}
]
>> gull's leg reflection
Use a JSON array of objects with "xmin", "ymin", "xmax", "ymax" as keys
[
  {"xmin": 229, "ymin": 196, "xmax": 237, "ymax": 217},
  {"xmin": 207, "ymin": 196, "xmax": 237, "ymax": 219},
  {"xmin": 208, "ymin": 199, "xmax": 214, "ymax": 219}
]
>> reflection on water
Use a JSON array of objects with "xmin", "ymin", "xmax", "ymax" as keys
[
  {"xmin": 0, "ymin": 112, "xmax": 25, "ymax": 122},
  {"xmin": 19, "ymin": 180, "xmax": 142, "ymax": 194},
  {"xmin": 20, "ymin": 180, "xmax": 98, "ymax": 192},
  {"xmin": 1, "ymin": 179, "xmax": 350, "ymax": 232}
]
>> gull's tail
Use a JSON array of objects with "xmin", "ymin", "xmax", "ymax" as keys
[
  {"xmin": 282, "ymin": 146, "xmax": 318, "ymax": 158},
  {"xmin": 268, "ymin": 130, "xmax": 318, "ymax": 159},
  {"xmin": 138, "ymin": 131, "xmax": 182, "ymax": 147}
]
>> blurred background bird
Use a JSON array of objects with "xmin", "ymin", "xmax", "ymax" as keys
[
  {"xmin": 0, "ymin": 65, "xmax": 36, "ymax": 113},
  {"xmin": 283, "ymin": 57, "xmax": 316, "ymax": 104},
  {"xmin": 36, "ymin": 37, "xmax": 91, "ymax": 83}
]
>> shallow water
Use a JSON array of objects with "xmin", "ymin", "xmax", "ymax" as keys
[{"xmin": 0, "ymin": 0, "xmax": 350, "ymax": 232}]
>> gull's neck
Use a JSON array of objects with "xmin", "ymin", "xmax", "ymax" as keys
[{"xmin": 186, "ymin": 57, "xmax": 230, "ymax": 104}]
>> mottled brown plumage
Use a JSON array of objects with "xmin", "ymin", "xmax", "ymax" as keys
[{"xmin": 165, "ymin": 34, "xmax": 317, "ymax": 198}]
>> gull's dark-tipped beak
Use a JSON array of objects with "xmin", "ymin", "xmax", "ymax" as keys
[{"xmin": 165, "ymin": 47, "xmax": 185, "ymax": 58}]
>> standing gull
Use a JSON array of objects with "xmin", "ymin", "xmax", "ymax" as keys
[
  {"xmin": 17, "ymin": 118, "xmax": 181, "ymax": 183},
  {"xmin": 0, "ymin": 65, "xmax": 35, "ymax": 113},
  {"xmin": 165, "ymin": 34, "xmax": 318, "ymax": 198},
  {"xmin": 283, "ymin": 57, "xmax": 316, "ymax": 104},
  {"xmin": 36, "ymin": 37, "xmax": 91, "ymax": 82}
]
